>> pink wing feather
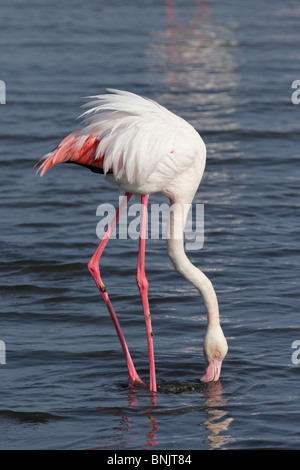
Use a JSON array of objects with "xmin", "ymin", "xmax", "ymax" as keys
[{"xmin": 35, "ymin": 131, "xmax": 105, "ymax": 176}]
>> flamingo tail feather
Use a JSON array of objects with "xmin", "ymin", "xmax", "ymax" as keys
[{"xmin": 35, "ymin": 131, "xmax": 105, "ymax": 176}]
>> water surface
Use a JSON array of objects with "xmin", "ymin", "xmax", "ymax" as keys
[{"xmin": 0, "ymin": 0, "xmax": 299, "ymax": 450}]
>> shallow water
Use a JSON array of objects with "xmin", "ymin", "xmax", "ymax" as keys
[{"xmin": 0, "ymin": 0, "xmax": 300, "ymax": 450}]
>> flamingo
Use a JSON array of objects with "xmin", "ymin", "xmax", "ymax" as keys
[{"xmin": 35, "ymin": 89, "xmax": 228, "ymax": 392}]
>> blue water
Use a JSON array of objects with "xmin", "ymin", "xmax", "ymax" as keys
[{"xmin": 0, "ymin": 0, "xmax": 300, "ymax": 450}]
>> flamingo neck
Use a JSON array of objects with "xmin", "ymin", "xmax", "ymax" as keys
[{"xmin": 166, "ymin": 199, "xmax": 220, "ymax": 329}]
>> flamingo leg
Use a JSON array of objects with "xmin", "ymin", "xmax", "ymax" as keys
[
  {"xmin": 136, "ymin": 195, "xmax": 157, "ymax": 393},
  {"xmin": 88, "ymin": 192, "xmax": 145, "ymax": 388}
]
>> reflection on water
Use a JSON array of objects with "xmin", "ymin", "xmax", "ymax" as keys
[
  {"xmin": 143, "ymin": 410, "xmax": 159, "ymax": 450},
  {"xmin": 95, "ymin": 382, "xmax": 234, "ymax": 450},
  {"xmin": 128, "ymin": 387, "xmax": 159, "ymax": 449},
  {"xmin": 149, "ymin": 0, "xmax": 239, "ymax": 133},
  {"xmin": 201, "ymin": 381, "xmax": 234, "ymax": 449}
]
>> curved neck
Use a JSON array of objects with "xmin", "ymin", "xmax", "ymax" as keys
[{"xmin": 166, "ymin": 199, "xmax": 220, "ymax": 329}]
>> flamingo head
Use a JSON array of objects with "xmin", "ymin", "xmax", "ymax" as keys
[{"xmin": 201, "ymin": 325, "xmax": 228, "ymax": 383}]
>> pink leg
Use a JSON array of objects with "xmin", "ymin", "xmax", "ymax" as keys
[
  {"xmin": 136, "ymin": 195, "xmax": 157, "ymax": 393},
  {"xmin": 88, "ymin": 192, "xmax": 145, "ymax": 388}
]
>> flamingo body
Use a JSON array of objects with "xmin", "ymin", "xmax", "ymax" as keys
[
  {"xmin": 36, "ymin": 89, "xmax": 228, "ymax": 391},
  {"xmin": 36, "ymin": 90, "xmax": 206, "ymax": 198}
]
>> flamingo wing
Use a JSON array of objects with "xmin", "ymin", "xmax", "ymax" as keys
[{"xmin": 35, "ymin": 89, "xmax": 202, "ymax": 184}]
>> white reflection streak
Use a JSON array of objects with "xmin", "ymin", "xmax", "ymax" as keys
[
  {"xmin": 202, "ymin": 382, "xmax": 234, "ymax": 449},
  {"xmin": 148, "ymin": 0, "xmax": 239, "ymax": 132}
]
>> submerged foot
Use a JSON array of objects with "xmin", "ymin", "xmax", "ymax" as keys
[{"xmin": 128, "ymin": 374, "xmax": 148, "ymax": 389}]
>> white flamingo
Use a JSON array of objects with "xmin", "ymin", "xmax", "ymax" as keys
[{"xmin": 36, "ymin": 89, "xmax": 228, "ymax": 392}]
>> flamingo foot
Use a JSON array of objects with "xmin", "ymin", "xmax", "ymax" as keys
[{"xmin": 128, "ymin": 374, "xmax": 148, "ymax": 389}]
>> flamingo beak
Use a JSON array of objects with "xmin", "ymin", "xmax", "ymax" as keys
[{"xmin": 200, "ymin": 357, "xmax": 223, "ymax": 383}]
